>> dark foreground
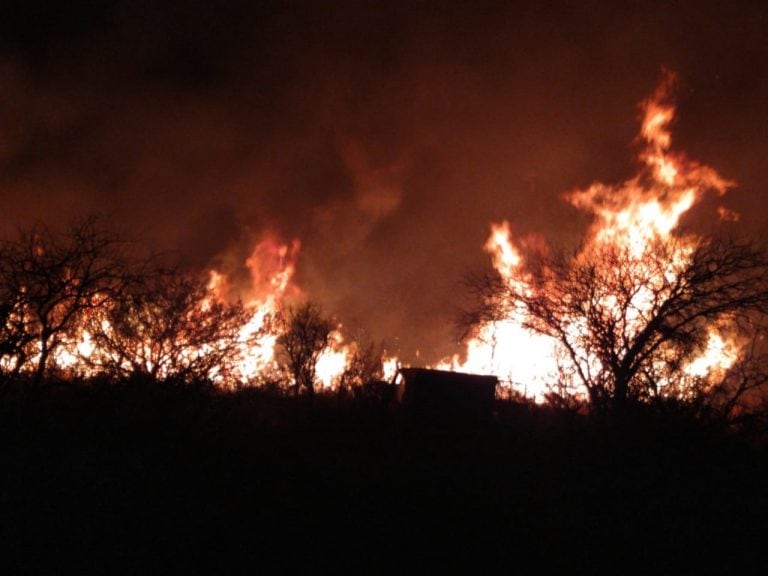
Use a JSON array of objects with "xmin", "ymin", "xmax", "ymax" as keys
[{"xmin": 2, "ymin": 381, "xmax": 767, "ymax": 574}]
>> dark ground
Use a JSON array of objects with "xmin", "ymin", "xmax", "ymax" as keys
[{"xmin": 2, "ymin": 380, "xmax": 766, "ymax": 574}]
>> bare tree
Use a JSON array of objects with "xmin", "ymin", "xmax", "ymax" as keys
[
  {"xmin": 0, "ymin": 277, "xmax": 34, "ymax": 377},
  {"xmin": 464, "ymin": 235, "xmax": 768, "ymax": 417},
  {"xmin": 275, "ymin": 301, "xmax": 334, "ymax": 397},
  {"xmin": 84, "ymin": 268, "xmax": 248, "ymax": 385},
  {"xmin": 338, "ymin": 340, "xmax": 385, "ymax": 395},
  {"xmin": 0, "ymin": 216, "xmax": 134, "ymax": 384}
]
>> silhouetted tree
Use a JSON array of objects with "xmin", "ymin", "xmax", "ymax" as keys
[
  {"xmin": 0, "ymin": 216, "xmax": 134, "ymax": 383},
  {"xmin": 84, "ymin": 268, "xmax": 249, "ymax": 385},
  {"xmin": 464, "ymin": 235, "xmax": 768, "ymax": 417},
  {"xmin": 276, "ymin": 301, "xmax": 334, "ymax": 397},
  {"xmin": 0, "ymin": 280, "xmax": 34, "ymax": 377},
  {"xmin": 338, "ymin": 340, "xmax": 386, "ymax": 397}
]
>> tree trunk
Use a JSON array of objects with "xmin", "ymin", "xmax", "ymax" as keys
[
  {"xmin": 34, "ymin": 339, "xmax": 49, "ymax": 386},
  {"xmin": 612, "ymin": 375, "xmax": 629, "ymax": 422}
]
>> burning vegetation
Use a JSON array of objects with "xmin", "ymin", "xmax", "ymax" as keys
[
  {"xmin": 0, "ymin": 216, "xmax": 393, "ymax": 393},
  {"xmin": 441, "ymin": 73, "xmax": 768, "ymax": 421},
  {"xmin": 2, "ymin": 75, "xmax": 768, "ymax": 426}
]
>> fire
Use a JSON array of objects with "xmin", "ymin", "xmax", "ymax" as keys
[
  {"xmin": 23, "ymin": 233, "xmax": 362, "ymax": 390},
  {"xmin": 684, "ymin": 330, "xmax": 739, "ymax": 380},
  {"xmin": 207, "ymin": 236, "xmax": 357, "ymax": 389},
  {"xmin": 218, "ymin": 236, "xmax": 301, "ymax": 383},
  {"xmin": 436, "ymin": 222, "xmax": 561, "ymax": 396},
  {"xmin": 2, "ymin": 74, "xmax": 747, "ymax": 404},
  {"xmin": 443, "ymin": 73, "xmax": 740, "ymax": 401},
  {"xmin": 315, "ymin": 331, "xmax": 352, "ymax": 390}
]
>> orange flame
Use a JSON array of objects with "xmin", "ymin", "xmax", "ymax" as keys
[
  {"xmin": 10, "ymin": 75, "xmax": 744, "ymax": 403},
  {"xmin": 210, "ymin": 236, "xmax": 357, "ymax": 388},
  {"xmin": 41, "ymin": 233, "xmax": 363, "ymax": 390},
  {"xmin": 442, "ymin": 76, "xmax": 740, "ymax": 401}
]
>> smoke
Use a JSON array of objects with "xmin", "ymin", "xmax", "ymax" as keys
[{"xmin": 1, "ymin": 1, "xmax": 768, "ymax": 363}]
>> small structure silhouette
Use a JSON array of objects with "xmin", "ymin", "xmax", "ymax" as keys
[{"xmin": 394, "ymin": 368, "xmax": 497, "ymax": 425}]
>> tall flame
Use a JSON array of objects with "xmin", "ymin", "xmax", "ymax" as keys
[
  {"xmin": 8, "ymin": 75, "xmax": 744, "ymax": 402},
  {"xmin": 441, "ymin": 74, "xmax": 740, "ymax": 400},
  {"xmin": 39, "ymin": 233, "xmax": 364, "ymax": 390},
  {"xmin": 206, "ymin": 236, "xmax": 361, "ymax": 389}
]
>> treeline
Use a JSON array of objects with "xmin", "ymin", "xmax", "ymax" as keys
[
  {"xmin": 4, "ymin": 215, "xmax": 768, "ymax": 435},
  {"xmin": 0, "ymin": 216, "xmax": 386, "ymax": 395}
]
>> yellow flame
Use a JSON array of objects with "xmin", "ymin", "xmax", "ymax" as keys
[{"xmin": 442, "ymin": 78, "xmax": 742, "ymax": 402}]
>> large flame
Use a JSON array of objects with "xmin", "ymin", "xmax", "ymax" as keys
[
  {"xmin": 6, "ymin": 74, "xmax": 743, "ymax": 401},
  {"xmin": 440, "ymin": 73, "xmax": 740, "ymax": 401},
  {"xmin": 36, "ymin": 234, "xmax": 364, "ymax": 390},
  {"xmin": 206, "ymin": 236, "xmax": 364, "ymax": 389},
  {"xmin": 19, "ymin": 225, "xmax": 396, "ymax": 391},
  {"xmin": 193, "ymin": 235, "xmax": 398, "ymax": 389}
]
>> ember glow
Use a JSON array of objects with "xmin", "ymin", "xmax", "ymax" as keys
[{"xmin": 439, "ymin": 74, "xmax": 740, "ymax": 400}]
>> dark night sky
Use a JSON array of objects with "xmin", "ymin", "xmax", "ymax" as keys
[{"xmin": 1, "ymin": 1, "xmax": 768, "ymax": 361}]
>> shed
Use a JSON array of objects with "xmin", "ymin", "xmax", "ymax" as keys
[{"xmin": 394, "ymin": 368, "xmax": 497, "ymax": 424}]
